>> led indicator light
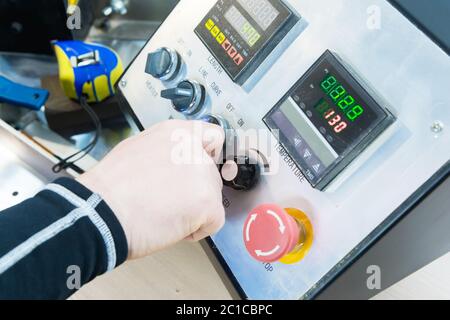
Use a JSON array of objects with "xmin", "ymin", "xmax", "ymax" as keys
[
  {"xmin": 211, "ymin": 26, "xmax": 220, "ymax": 37},
  {"xmin": 205, "ymin": 19, "xmax": 215, "ymax": 31}
]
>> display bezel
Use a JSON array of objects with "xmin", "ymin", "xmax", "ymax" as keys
[
  {"xmin": 264, "ymin": 50, "xmax": 396, "ymax": 190},
  {"xmin": 195, "ymin": 0, "xmax": 298, "ymax": 84}
]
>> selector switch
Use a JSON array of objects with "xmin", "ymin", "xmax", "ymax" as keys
[
  {"xmin": 161, "ymin": 80, "xmax": 206, "ymax": 115},
  {"xmin": 201, "ymin": 114, "xmax": 230, "ymax": 130},
  {"xmin": 145, "ymin": 47, "xmax": 181, "ymax": 81},
  {"xmin": 243, "ymin": 204, "xmax": 314, "ymax": 264},
  {"xmin": 221, "ymin": 156, "xmax": 260, "ymax": 191}
]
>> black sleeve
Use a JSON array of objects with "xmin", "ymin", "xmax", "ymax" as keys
[{"xmin": 0, "ymin": 178, "xmax": 128, "ymax": 300}]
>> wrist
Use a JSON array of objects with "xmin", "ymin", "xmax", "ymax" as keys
[{"xmin": 77, "ymin": 172, "xmax": 132, "ymax": 259}]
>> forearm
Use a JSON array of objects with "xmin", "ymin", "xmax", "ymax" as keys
[{"xmin": 0, "ymin": 178, "xmax": 128, "ymax": 299}]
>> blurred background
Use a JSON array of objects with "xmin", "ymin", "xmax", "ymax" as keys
[
  {"xmin": 0, "ymin": 0, "xmax": 179, "ymax": 171},
  {"xmin": 0, "ymin": 2, "xmax": 234, "ymax": 300}
]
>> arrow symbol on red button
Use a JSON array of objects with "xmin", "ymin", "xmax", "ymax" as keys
[
  {"xmin": 245, "ymin": 214, "xmax": 257, "ymax": 242},
  {"xmin": 267, "ymin": 210, "xmax": 286, "ymax": 234},
  {"xmin": 255, "ymin": 245, "xmax": 281, "ymax": 257}
]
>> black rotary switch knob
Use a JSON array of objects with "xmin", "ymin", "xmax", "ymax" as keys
[
  {"xmin": 201, "ymin": 115, "xmax": 221, "ymax": 126},
  {"xmin": 221, "ymin": 156, "xmax": 261, "ymax": 191},
  {"xmin": 201, "ymin": 115, "xmax": 230, "ymax": 130},
  {"xmin": 145, "ymin": 47, "xmax": 181, "ymax": 81},
  {"xmin": 161, "ymin": 80, "xmax": 205, "ymax": 115}
]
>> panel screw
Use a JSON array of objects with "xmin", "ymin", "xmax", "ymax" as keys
[
  {"xmin": 120, "ymin": 80, "xmax": 127, "ymax": 88},
  {"xmin": 431, "ymin": 121, "xmax": 444, "ymax": 133}
]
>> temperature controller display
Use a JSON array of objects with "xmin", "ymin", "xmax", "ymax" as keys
[
  {"xmin": 195, "ymin": 0, "xmax": 299, "ymax": 85},
  {"xmin": 264, "ymin": 51, "xmax": 395, "ymax": 190}
]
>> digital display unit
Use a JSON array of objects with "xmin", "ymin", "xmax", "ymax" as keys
[
  {"xmin": 264, "ymin": 51, "xmax": 396, "ymax": 190},
  {"xmin": 195, "ymin": 0, "xmax": 300, "ymax": 85},
  {"xmin": 237, "ymin": 0, "xmax": 280, "ymax": 31},
  {"xmin": 224, "ymin": 6, "xmax": 262, "ymax": 48}
]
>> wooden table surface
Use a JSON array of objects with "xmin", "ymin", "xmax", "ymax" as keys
[
  {"xmin": 71, "ymin": 241, "xmax": 233, "ymax": 300},
  {"xmin": 72, "ymin": 240, "xmax": 449, "ymax": 300}
]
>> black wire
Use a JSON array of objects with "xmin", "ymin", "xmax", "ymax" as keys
[{"xmin": 52, "ymin": 96, "xmax": 102, "ymax": 173}]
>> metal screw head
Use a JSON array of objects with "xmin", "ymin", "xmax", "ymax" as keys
[
  {"xmin": 120, "ymin": 80, "xmax": 127, "ymax": 88},
  {"xmin": 431, "ymin": 121, "xmax": 444, "ymax": 133}
]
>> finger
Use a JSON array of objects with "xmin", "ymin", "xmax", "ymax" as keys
[
  {"xmin": 193, "ymin": 121, "xmax": 225, "ymax": 162},
  {"xmin": 185, "ymin": 206, "xmax": 226, "ymax": 242}
]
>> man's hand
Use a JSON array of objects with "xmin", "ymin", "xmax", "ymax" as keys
[{"xmin": 77, "ymin": 120, "xmax": 226, "ymax": 260}]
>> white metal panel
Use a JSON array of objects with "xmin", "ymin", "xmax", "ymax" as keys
[{"xmin": 119, "ymin": 0, "xmax": 450, "ymax": 299}]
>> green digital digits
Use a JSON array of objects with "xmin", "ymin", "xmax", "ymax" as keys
[
  {"xmin": 330, "ymin": 85, "xmax": 346, "ymax": 102},
  {"xmin": 347, "ymin": 105, "xmax": 364, "ymax": 121},
  {"xmin": 320, "ymin": 74, "xmax": 364, "ymax": 121},
  {"xmin": 337, "ymin": 95, "xmax": 355, "ymax": 110},
  {"xmin": 321, "ymin": 75, "xmax": 337, "ymax": 93}
]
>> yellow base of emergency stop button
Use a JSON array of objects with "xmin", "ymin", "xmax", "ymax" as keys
[{"xmin": 279, "ymin": 208, "xmax": 314, "ymax": 265}]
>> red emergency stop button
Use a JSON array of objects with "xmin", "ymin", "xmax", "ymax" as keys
[{"xmin": 243, "ymin": 204, "xmax": 301, "ymax": 263}]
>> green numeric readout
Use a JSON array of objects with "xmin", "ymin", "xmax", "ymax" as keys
[
  {"xmin": 320, "ymin": 75, "xmax": 364, "ymax": 121},
  {"xmin": 225, "ymin": 5, "xmax": 261, "ymax": 47}
]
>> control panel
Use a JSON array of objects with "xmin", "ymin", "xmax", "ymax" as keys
[{"xmin": 118, "ymin": 0, "xmax": 450, "ymax": 299}]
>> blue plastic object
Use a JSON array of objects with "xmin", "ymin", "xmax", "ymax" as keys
[
  {"xmin": 53, "ymin": 40, "xmax": 124, "ymax": 103},
  {"xmin": 0, "ymin": 76, "xmax": 49, "ymax": 111}
]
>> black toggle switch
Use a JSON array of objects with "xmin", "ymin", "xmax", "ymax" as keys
[
  {"xmin": 161, "ymin": 80, "xmax": 205, "ymax": 115},
  {"xmin": 145, "ymin": 47, "xmax": 181, "ymax": 81}
]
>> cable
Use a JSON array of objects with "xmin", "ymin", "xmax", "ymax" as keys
[{"xmin": 52, "ymin": 96, "xmax": 102, "ymax": 173}]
